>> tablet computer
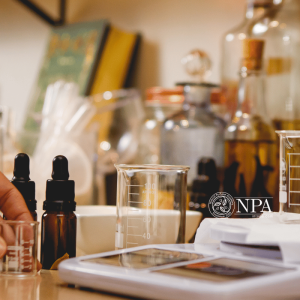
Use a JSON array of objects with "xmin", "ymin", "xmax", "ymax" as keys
[{"xmin": 58, "ymin": 244, "xmax": 299, "ymax": 300}]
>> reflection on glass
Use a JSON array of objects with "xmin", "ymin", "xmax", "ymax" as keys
[{"xmin": 83, "ymin": 248, "xmax": 204, "ymax": 269}]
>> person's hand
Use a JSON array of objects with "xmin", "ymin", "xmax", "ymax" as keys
[{"xmin": 0, "ymin": 172, "xmax": 42, "ymax": 270}]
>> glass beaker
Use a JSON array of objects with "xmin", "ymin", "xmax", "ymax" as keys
[
  {"xmin": 277, "ymin": 131, "xmax": 300, "ymax": 221},
  {"xmin": 115, "ymin": 164, "xmax": 189, "ymax": 249},
  {"xmin": 0, "ymin": 220, "xmax": 39, "ymax": 276}
]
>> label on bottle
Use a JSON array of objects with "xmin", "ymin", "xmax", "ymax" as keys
[{"xmin": 50, "ymin": 253, "xmax": 69, "ymax": 270}]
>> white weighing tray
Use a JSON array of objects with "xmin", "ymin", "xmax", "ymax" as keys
[{"xmin": 58, "ymin": 244, "xmax": 300, "ymax": 300}]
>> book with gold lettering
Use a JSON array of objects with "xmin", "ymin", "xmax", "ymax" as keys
[
  {"xmin": 21, "ymin": 20, "xmax": 140, "ymax": 155},
  {"xmin": 22, "ymin": 20, "xmax": 109, "ymax": 153}
]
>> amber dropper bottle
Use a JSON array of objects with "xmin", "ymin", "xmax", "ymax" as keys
[
  {"xmin": 11, "ymin": 153, "xmax": 37, "ymax": 221},
  {"xmin": 40, "ymin": 155, "xmax": 76, "ymax": 270}
]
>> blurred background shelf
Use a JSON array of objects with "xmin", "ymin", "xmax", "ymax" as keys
[{"xmin": 0, "ymin": 0, "xmax": 244, "ymax": 130}]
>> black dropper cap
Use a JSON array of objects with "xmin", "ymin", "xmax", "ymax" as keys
[
  {"xmin": 11, "ymin": 153, "xmax": 37, "ymax": 211},
  {"xmin": 43, "ymin": 155, "xmax": 76, "ymax": 211},
  {"xmin": 191, "ymin": 157, "xmax": 219, "ymax": 194}
]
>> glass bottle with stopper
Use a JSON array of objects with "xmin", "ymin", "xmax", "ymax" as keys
[
  {"xmin": 224, "ymin": 39, "xmax": 277, "ymax": 214},
  {"xmin": 160, "ymin": 50, "xmax": 225, "ymax": 185},
  {"xmin": 181, "ymin": 50, "xmax": 212, "ymax": 83},
  {"xmin": 254, "ymin": 0, "xmax": 300, "ymax": 130},
  {"xmin": 221, "ymin": 0, "xmax": 281, "ymax": 119},
  {"xmin": 221, "ymin": 0, "xmax": 300, "ymax": 129},
  {"xmin": 40, "ymin": 155, "xmax": 76, "ymax": 270}
]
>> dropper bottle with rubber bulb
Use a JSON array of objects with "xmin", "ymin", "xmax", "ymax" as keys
[
  {"xmin": 41, "ymin": 155, "xmax": 76, "ymax": 270},
  {"xmin": 11, "ymin": 153, "xmax": 37, "ymax": 221}
]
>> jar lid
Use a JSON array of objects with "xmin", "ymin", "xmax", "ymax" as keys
[
  {"xmin": 146, "ymin": 86, "xmax": 184, "ymax": 104},
  {"xmin": 210, "ymin": 88, "xmax": 226, "ymax": 104}
]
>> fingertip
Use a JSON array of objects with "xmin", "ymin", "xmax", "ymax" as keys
[{"xmin": 0, "ymin": 236, "xmax": 7, "ymax": 258}]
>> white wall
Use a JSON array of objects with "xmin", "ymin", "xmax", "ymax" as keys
[{"xmin": 0, "ymin": 0, "xmax": 244, "ymax": 128}]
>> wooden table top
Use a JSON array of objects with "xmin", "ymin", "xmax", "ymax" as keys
[{"xmin": 0, "ymin": 270, "xmax": 135, "ymax": 300}]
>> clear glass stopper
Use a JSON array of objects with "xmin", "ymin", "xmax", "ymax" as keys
[{"xmin": 181, "ymin": 49, "xmax": 212, "ymax": 82}]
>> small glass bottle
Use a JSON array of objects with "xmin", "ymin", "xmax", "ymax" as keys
[
  {"xmin": 41, "ymin": 155, "xmax": 76, "ymax": 270},
  {"xmin": 161, "ymin": 50, "xmax": 225, "ymax": 185},
  {"xmin": 224, "ymin": 39, "xmax": 277, "ymax": 211},
  {"xmin": 10, "ymin": 153, "xmax": 37, "ymax": 221},
  {"xmin": 221, "ymin": 0, "xmax": 277, "ymax": 118}
]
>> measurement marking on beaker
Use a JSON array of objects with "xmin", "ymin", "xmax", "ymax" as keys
[
  {"xmin": 128, "ymin": 226, "xmax": 138, "ymax": 228},
  {"xmin": 128, "ymin": 217, "xmax": 143, "ymax": 220},
  {"xmin": 289, "ymin": 154, "xmax": 291, "ymax": 208},
  {"xmin": 129, "ymin": 193, "xmax": 140, "ymax": 195},
  {"xmin": 127, "ymin": 242, "xmax": 138, "ymax": 245},
  {"xmin": 128, "ymin": 201, "xmax": 143, "ymax": 204},
  {"xmin": 288, "ymin": 153, "xmax": 300, "ymax": 207},
  {"xmin": 127, "ymin": 185, "xmax": 143, "ymax": 187},
  {"xmin": 127, "ymin": 234, "xmax": 142, "ymax": 237}
]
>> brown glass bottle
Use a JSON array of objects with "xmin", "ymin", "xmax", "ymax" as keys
[
  {"xmin": 40, "ymin": 155, "xmax": 76, "ymax": 270},
  {"xmin": 11, "ymin": 153, "xmax": 37, "ymax": 221},
  {"xmin": 41, "ymin": 211, "xmax": 76, "ymax": 269}
]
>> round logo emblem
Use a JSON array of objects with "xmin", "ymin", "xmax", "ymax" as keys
[{"xmin": 208, "ymin": 192, "xmax": 235, "ymax": 218}]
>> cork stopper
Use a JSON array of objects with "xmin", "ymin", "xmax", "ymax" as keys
[{"xmin": 242, "ymin": 39, "xmax": 265, "ymax": 70}]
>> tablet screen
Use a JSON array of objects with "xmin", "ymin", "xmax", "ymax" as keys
[
  {"xmin": 82, "ymin": 248, "xmax": 206, "ymax": 269},
  {"xmin": 155, "ymin": 258, "xmax": 294, "ymax": 282}
]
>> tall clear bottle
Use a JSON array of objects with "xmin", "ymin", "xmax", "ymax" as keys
[
  {"xmin": 224, "ymin": 39, "xmax": 278, "ymax": 211},
  {"xmin": 252, "ymin": 0, "xmax": 300, "ymax": 129},
  {"xmin": 222, "ymin": 0, "xmax": 300, "ymax": 128},
  {"xmin": 221, "ymin": 0, "xmax": 276, "ymax": 118}
]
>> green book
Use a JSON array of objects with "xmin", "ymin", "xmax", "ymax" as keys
[{"xmin": 22, "ymin": 20, "xmax": 109, "ymax": 153}]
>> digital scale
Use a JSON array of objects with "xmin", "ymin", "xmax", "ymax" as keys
[{"xmin": 58, "ymin": 244, "xmax": 300, "ymax": 300}]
